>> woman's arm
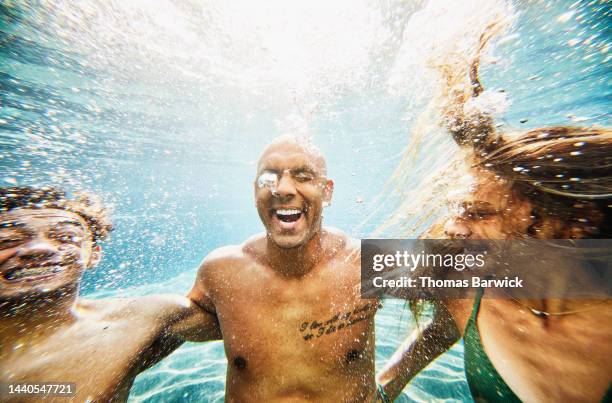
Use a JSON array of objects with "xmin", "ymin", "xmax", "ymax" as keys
[{"xmin": 376, "ymin": 301, "xmax": 460, "ymax": 400}]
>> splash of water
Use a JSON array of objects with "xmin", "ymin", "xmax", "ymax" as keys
[
  {"xmin": 24, "ymin": 0, "xmax": 402, "ymax": 107},
  {"xmin": 366, "ymin": 0, "xmax": 516, "ymax": 237}
]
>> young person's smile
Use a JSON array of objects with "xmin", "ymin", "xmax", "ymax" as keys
[{"xmin": 0, "ymin": 209, "xmax": 95, "ymax": 298}]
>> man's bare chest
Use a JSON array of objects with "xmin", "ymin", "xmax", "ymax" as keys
[{"xmin": 213, "ymin": 270, "xmax": 378, "ymax": 371}]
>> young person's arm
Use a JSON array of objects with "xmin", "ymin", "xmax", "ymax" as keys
[
  {"xmin": 121, "ymin": 293, "xmax": 222, "ymax": 375},
  {"xmin": 164, "ymin": 294, "xmax": 222, "ymax": 342}
]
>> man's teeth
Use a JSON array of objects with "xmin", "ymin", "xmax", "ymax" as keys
[{"xmin": 276, "ymin": 209, "xmax": 302, "ymax": 216}]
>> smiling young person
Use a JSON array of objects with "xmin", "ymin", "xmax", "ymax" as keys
[
  {"xmin": 376, "ymin": 25, "xmax": 612, "ymax": 402},
  {"xmin": 188, "ymin": 135, "xmax": 391, "ymax": 402},
  {"xmin": 0, "ymin": 187, "xmax": 220, "ymax": 402}
]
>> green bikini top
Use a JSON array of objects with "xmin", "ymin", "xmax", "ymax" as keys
[
  {"xmin": 463, "ymin": 288, "xmax": 612, "ymax": 403},
  {"xmin": 464, "ymin": 288, "xmax": 521, "ymax": 402}
]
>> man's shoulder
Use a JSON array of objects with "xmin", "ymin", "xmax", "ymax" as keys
[
  {"xmin": 196, "ymin": 235, "xmax": 265, "ymax": 277},
  {"xmin": 200, "ymin": 244, "xmax": 245, "ymax": 266},
  {"xmin": 323, "ymin": 227, "xmax": 360, "ymax": 257},
  {"xmin": 323, "ymin": 226, "xmax": 358, "ymax": 243}
]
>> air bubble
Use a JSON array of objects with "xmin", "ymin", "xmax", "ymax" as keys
[{"xmin": 257, "ymin": 172, "xmax": 278, "ymax": 194}]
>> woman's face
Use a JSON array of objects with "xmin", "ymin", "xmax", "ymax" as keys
[{"xmin": 443, "ymin": 169, "xmax": 534, "ymax": 240}]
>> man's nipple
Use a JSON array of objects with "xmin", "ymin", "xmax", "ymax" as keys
[
  {"xmin": 233, "ymin": 356, "xmax": 247, "ymax": 370},
  {"xmin": 346, "ymin": 349, "xmax": 364, "ymax": 363}
]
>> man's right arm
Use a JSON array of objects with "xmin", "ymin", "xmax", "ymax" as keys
[
  {"xmin": 165, "ymin": 295, "xmax": 222, "ymax": 342},
  {"xmin": 124, "ymin": 291, "xmax": 222, "ymax": 375},
  {"xmin": 151, "ymin": 251, "xmax": 228, "ymax": 344},
  {"xmin": 376, "ymin": 301, "xmax": 460, "ymax": 400},
  {"xmin": 183, "ymin": 249, "xmax": 231, "ymax": 341}
]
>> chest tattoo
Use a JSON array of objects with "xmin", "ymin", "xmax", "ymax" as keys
[{"xmin": 298, "ymin": 302, "xmax": 380, "ymax": 341}]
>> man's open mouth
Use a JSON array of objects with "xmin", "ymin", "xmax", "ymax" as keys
[
  {"xmin": 1, "ymin": 265, "xmax": 64, "ymax": 282},
  {"xmin": 274, "ymin": 208, "xmax": 304, "ymax": 223}
]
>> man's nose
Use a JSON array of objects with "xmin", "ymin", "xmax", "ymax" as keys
[
  {"xmin": 444, "ymin": 218, "xmax": 472, "ymax": 239},
  {"xmin": 275, "ymin": 173, "xmax": 297, "ymax": 197},
  {"xmin": 17, "ymin": 239, "xmax": 58, "ymax": 261}
]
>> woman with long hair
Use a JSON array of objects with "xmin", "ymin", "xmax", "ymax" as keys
[{"xmin": 377, "ymin": 25, "xmax": 612, "ymax": 402}]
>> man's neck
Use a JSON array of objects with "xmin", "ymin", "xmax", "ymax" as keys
[
  {"xmin": 266, "ymin": 230, "xmax": 326, "ymax": 277},
  {"xmin": 0, "ymin": 285, "xmax": 80, "ymax": 349}
]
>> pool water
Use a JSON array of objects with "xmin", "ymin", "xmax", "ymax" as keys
[{"xmin": 1, "ymin": 0, "xmax": 610, "ymax": 401}]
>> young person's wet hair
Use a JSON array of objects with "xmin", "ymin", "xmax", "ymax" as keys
[
  {"xmin": 0, "ymin": 186, "xmax": 113, "ymax": 244},
  {"xmin": 440, "ymin": 24, "xmax": 612, "ymax": 239}
]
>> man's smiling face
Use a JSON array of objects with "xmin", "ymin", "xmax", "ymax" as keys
[
  {"xmin": 254, "ymin": 138, "xmax": 333, "ymax": 249},
  {"xmin": 0, "ymin": 208, "xmax": 100, "ymax": 299}
]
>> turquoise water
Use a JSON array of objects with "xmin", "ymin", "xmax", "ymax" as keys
[{"xmin": 1, "ymin": 0, "xmax": 610, "ymax": 401}]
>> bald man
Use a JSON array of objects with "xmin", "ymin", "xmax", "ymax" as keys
[{"xmin": 188, "ymin": 136, "xmax": 388, "ymax": 402}]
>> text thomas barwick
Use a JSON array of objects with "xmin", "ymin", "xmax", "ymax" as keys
[{"xmin": 372, "ymin": 276, "xmax": 524, "ymax": 288}]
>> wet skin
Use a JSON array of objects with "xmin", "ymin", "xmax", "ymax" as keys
[
  {"xmin": 0, "ymin": 208, "xmax": 219, "ymax": 403},
  {"xmin": 189, "ymin": 139, "xmax": 380, "ymax": 402},
  {"xmin": 443, "ymin": 172, "xmax": 612, "ymax": 403},
  {"xmin": 379, "ymin": 171, "xmax": 612, "ymax": 402}
]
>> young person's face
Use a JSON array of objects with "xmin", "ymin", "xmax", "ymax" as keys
[
  {"xmin": 0, "ymin": 208, "xmax": 100, "ymax": 299},
  {"xmin": 255, "ymin": 142, "xmax": 333, "ymax": 249},
  {"xmin": 443, "ymin": 170, "xmax": 533, "ymax": 240}
]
